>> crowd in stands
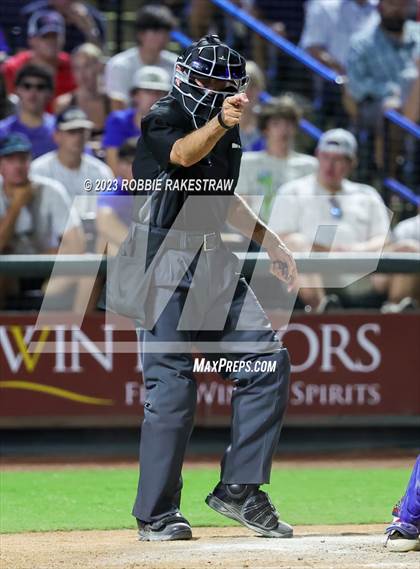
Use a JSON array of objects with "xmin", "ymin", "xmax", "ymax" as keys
[{"xmin": 0, "ymin": 0, "xmax": 419, "ymax": 313}]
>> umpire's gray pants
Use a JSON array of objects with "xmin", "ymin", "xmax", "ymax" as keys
[{"xmin": 132, "ymin": 245, "xmax": 290, "ymax": 523}]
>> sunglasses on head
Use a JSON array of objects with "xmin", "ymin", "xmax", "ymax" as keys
[
  {"xmin": 19, "ymin": 81, "xmax": 50, "ymax": 92},
  {"xmin": 329, "ymin": 196, "xmax": 343, "ymax": 219}
]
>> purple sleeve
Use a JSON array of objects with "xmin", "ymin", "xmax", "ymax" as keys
[
  {"xmin": 103, "ymin": 112, "xmax": 125, "ymax": 148},
  {"xmin": 400, "ymin": 455, "xmax": 420, "ymax": 527},
  {"xmin": 97, "ymin": 193, "xmax": 113, "ymax": 208},
  {"xmin": 98, "ymin": 192, "xmax": 133, "ymax": 226},
  {"xmin": 0, "ymin": 116, "xmax": 12, "ymax": 138}
]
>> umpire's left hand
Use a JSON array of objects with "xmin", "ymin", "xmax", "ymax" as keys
[{"xmin": 266, "ymin": 237, "xmax": 298, "ymax": 293}]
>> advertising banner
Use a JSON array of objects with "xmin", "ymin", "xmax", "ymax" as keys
[{"xmin": 0, "ymin": 313, "xmax": 419, "ymax": 427}]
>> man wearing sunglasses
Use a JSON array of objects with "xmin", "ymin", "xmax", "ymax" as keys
[
  {"xmin": 271, "ymin": 128, "xmax": 391, "ymax": 311},
  {"xmin": 0, "ymin": 64, "xmax": 57, "ymax": 159}
]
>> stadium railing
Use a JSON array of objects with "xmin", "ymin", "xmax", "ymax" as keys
[
  {"xmin": 2, "ymin": 253, "xmax": 419, "ymax": 278},
  {"xmin": 203, "ymin": 0, "xmax": 420, "ymax": 207}
]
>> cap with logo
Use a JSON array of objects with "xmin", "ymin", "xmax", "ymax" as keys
[
  {"xmin": 131, "ymin": 66, "xmax": 171, "ymax": 93},
  {"xmin": 56, "ymin": 107, "xmax": 94, "ymax": 131},
  {"xmin": 316, "ymin": 129, "xmax": 358, "ymax": 159},
  {"xmin": 0, "ymin": 133, "xmax": 32, "ymax": 157},
  {"xmin": 27, "ymin": 10, "xmax": 65, "ymax": 38}
]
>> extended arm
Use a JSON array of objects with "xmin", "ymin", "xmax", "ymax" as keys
[
  {"xmin": 227, "ymin": 194, "xmax": 298, "ymax": 291},
  {"xmin": 170, "ymin": 93, "xmax": 248, "ymax": 167}
]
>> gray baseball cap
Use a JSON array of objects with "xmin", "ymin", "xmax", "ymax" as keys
[
  {"xmin": 131, "ymin": 66, "xmax": 171, "ymax": 92},
  {"xmin": 56, "ymin": 107, "xmax": 94, "ymax": 131},
  {"xmin": 316, "ymin": 129, "xmax": 358, "ymax": 159}
]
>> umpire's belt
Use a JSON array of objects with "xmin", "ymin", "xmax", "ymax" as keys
[{"xmin": 134, "ymin": 223, "xmax": 222, "ymax": 252}]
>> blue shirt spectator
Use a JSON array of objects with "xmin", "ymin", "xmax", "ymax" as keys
[
  {"xmin": 103, "ymin": 108, "xmax": 140, "ymax": 151},
  {"xmin": 103, "ymin": 65, "xmax": 171, "ymax": 174},
  {"xmin": 0, "ymin": 64, "xmax": 57, "ymax": 159},
  {"xmin": 0, "ymin": 113, "xmax": 56, "ymax": 159},
  {"xmin": 347, "ymin": 19, "xmax": 420, "ymax": 103}
]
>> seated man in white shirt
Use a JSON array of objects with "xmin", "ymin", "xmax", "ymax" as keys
[
  {"xmin": 378, "ymin": 209, "xmax": 420, "ymax": 312},
  {"xmin": 31, "ymin": 107, "xmax": 113, "ymax": 237},
  {"xmin": 236, "ymin": 95, "xmax": 318, "ymax": 223},
  {"xmin": 270, "ymin": 129, "xmax": 392, "ymax": 311},
  {"xmin": 0, "ymin": 132, "xmax": 85, "ymax": 308},
  {"xmin": 104, "ymin": 5, "xmax": 177, "ymax": 110}
]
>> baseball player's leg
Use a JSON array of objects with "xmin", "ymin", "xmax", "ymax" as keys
[
  {"xmin": 202, "ymin": 276, "xmax": 292, "ymax": 537},
  {"xmin": 132, "ymin": 289, "xmax": 197, "ymax": 541},
  {"xmin": 399, "ymin": 455, "xmax": 420, "ymax": 526},
  {"xmin": 386, "ymin": 455, "xmax": 420, "ymax": 551}
]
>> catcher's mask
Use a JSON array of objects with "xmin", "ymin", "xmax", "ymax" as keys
[{"xmin": 171, "ymin": 34, "xmax": 249, "ymax": 128}]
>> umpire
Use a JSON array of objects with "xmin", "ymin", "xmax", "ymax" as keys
[{"xmin": 126, "ymin": 35, "xmax": 297, "ymax": 541}]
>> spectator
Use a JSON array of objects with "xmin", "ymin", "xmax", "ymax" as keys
[
  {"xmin": 104, "ymin": 4, "xmax": 177, "ymax": 110},
  {"xmin": 251, "ymin": 0, "xmax": 307, "ymax": 93},
  {"xmin": 347, "ymin": 0, "xmax": 420, "ymax": 180},
  {"xmin": 3, "ymin": 11, "xmax": 77, "ymax": 113},
  {"xmin": 301, "ymin": 0, "xmax": 379, "ymax": 76},
  {"xmin": 240, "ymin": 61, "xmax": 266, "ymax": 151},
  {"xmin": 0, "ymin": 132, "xmax": 84, "ymax": 308},
  {"xmin": 103, "ymin": 66, "xmax": 171, "ymax": 174},
  {"xmin": 377, "ymin": 208, "xmax": 420, "ymax": 312},
  {"xmin": 0, "ymin": 132, "xmax": 82, "ymax": 253},
  {"xmin": 55, "ymin": 43, "xmax": 110, "ymax": 138},
  {"xmin": 21, "ymin": 0, "xmax": 106, "ymax": 51},
  {"xmin": 0, "ymin": 65, "xmax": 57, "ymax": 159},
  {"xmin": 236, "ymin": 96, "xmax": 318, "ymax": 222},
  {"xmin": 96, "ymin": 141, "xmax": 137, "ymax": 255},
  {"xmin": 347, "ymin": 0, "xmax": 420, "ymax": 119},
  {"xmin": 31, "ymin": 107, "xmax": 113, "ymax": 220},
  {"xmin": 270, "ymin": 129, "xmax": 391, "ymax": 311},
  {"xmin": 300, "ymin": 0, "xmax": 379, "ymax": 128}
]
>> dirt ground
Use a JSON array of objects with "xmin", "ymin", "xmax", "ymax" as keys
[
  {"xmin": 2, "ymin": 453, "xmax": 419, "ymax": 569},
  {"xmin": 2, "ymin": 525, "xmax": 419, "ymax": 569}
]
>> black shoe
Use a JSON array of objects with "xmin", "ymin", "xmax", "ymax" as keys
[
  {"xmin": 137, "ymin": 512, "xmax": 192, "ymax": 541},
  {"xmin": 205, "ymin": 483, "xmax": 293, "ymax": 538}
]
